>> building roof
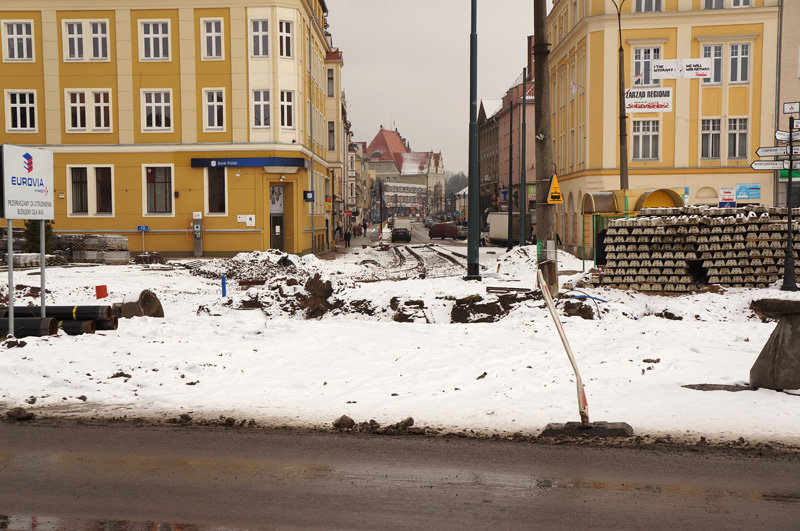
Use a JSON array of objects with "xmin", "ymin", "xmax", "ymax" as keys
[
  {"xmin": 400, "ymin": 152, "xmax": 430, "ymax": 175},
  {"xmin": 482, "ymin": 99, "xmax": 503, "ymax": 119},
  {"xmin": 366, "ymin": 128, "xmax": 409, "ymax": 169}
]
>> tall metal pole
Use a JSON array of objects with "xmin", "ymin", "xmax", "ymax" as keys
[
  {"xmin": 466, "ymin": 0, "xmax": 481, "ymax": 279},
  {"xmin": 308, "ymin": 21, "xmax": 316, "ymax": 254},
  {"xmin": 534, "ymin": 0, "xmax": 558, "ymax": 295},
  {"xmin": 40, "ymin": 220, "xmax": 45, "ymax": 318},
  {"xmin": 782, "ymin": 114, "xmax": 797, "ymax": 291},
  {"xmin": 7, "ymin": 220, "xmax": 13, "ymax": 337},
  {"xmin": 612, "ymin": 0, "xmax": 630, "ymax": 192},
  {"xmin": 520, "ymin": 67, "xmax": 528, "ymax": 247},
  {"xmin": 507, "ymin": 89, "xmax": 514, "ymax": 251}
]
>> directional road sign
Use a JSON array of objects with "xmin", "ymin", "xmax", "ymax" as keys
[
  {"xmin": 751, "ymin": 160, "xmax": 785, "ymax": 170},
  {"xmin": 785, "ymin": 102, "xmax": 800, "ymax": 114},
  {"xmin": 786, "ymin": 160, "xmax": 800, "ymax": 171},
  {"xmin": 776, "ymin": 130, "xmax": 800, "ymax": 142},
  {"xmin": 756, "ymin": 145, "xmax": 800, "ymax": 157}
]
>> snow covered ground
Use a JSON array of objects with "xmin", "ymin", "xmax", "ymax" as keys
[{"xmin": 1, "ymin": 244, "xmax": 799, "ymax": 445}]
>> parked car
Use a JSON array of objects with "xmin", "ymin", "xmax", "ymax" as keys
[
  {"xmin": 424, "ymin": 217, "xmax": 435, "ymax": 228},
  {"xmin": 457, "ymin": 225, "xmax": 468, "ymax": 239},
  {"xmin": 429, "ymin": 222, "xmax": 459, "ymax": 239},
  {"xmin": 391, "ymin": 219, "xmax": 412, "ymax": 243}
]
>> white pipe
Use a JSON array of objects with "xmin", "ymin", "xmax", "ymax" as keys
[{"xmin": 537, "ymin": 267, "xmax": 589, "ymax": 426}]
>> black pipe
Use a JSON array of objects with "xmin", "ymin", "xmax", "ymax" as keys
[
  {"xmin": 0, "ymin": 318, "xmax": 58, "ymax": 338},
  {"xmin": 0, "ymin": 305, "xmax": 112, "ymax": 321},
  {"xmin": 95, "ymin": 317, "xmax": 118, "ymax": 331},
  {"xmin": 59, "ymin": 320, "xmax": 96, "ymax": 336}
]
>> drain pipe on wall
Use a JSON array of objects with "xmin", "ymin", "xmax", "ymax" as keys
[{"xmin": 536, "ymin": 267, "xmax": 634, "ymax": 438}]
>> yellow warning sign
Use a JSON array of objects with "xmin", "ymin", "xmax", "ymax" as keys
[{"xmin": 547, "ymin": 172, "xmax": 563, "ymax": 204}]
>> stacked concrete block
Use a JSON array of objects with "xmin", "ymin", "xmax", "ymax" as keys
[
  {"xmin": 56, "ymin": 234, "xmax": 130, "ymax": 264},
  {"xmin": 592, "ymin": 206, "xmax": 800, "ymax": 291}
]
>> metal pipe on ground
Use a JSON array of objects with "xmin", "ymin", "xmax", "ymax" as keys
[
  {"xmin": 59, "ymin": 320, "xmax": 96, "ymax": 336},
  {"xmin": 112, "ymin": 290, "xmax": 165, "ymax": 319},
  {"xmin": 95, "ymin": 317, "xmax": 118, "ymax": 331},
  {"xmin": 0, "ymin": 317, "xmax": 58, "ymax": 338},
  {"xmin": 0, "ymin": 306, "xmax": 112, "ymax": 322}
]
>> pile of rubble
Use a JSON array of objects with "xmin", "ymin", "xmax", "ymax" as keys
[
  {"xmin": 590, "ymin": 205, "xmax": 800, "ymax": 291},
  {"xmin": 56, "ymin": 234, "xmax": 130, "ymax": 264}
]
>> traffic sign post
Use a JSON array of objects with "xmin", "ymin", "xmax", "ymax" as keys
[
  {"xmin": 783, "ymin": 112, "xmax": 798, "ymax": 291},
  {"xmin": 751, "ymin": 160, "xmax": 785, "ymax": 170}
]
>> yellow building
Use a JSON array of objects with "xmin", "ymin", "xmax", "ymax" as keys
[
  {"xmin": 0, "ymin": 0, "xmax": 345, "ymax": 256},
  {"xmin": 546, "ymin": 0, "xmax": 779, "ymax": 253}
]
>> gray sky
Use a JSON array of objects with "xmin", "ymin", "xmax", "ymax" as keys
[{"xmin": 327, "ymin": 1, "xmax": 543, "ymax": 174}]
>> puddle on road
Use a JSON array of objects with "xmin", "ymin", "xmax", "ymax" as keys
[{"xmin": 0, "ymin": 514, "xmax": 242, "ymax": 531}]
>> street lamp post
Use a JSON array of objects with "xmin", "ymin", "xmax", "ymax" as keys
[
  {"xmin": 611, "ymin": 0, "xmax": 629, "ymax": 192},
  {"xmin": 466, "ymin": 0, "xmax": 481, "ymax": 279}
]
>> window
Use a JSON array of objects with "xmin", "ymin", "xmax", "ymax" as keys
[
  {"xmin": 142, "ymin": 90, "xmax": 171, "ymax": 131},
  {"xmin": 204, "ymin": 89, "xmax": 224, "ymax": 131},
  {"xmin": 728, "ymin": 118, "xmax": 748, "ymax": 159},
  {"xmin": 633, "ymin": 47, "xmax": 660, "ymax": 86},
  {"xmin": 279, "ymin": 21, "xmax": 292, "ymax": 58},
  {"xmin": 145, "ymin": 166, "xmax": 172, "ymax": 214},
  {"xmin": 91, "ymin": 21, "xmax": 108, "ymax": 60},
  {"xmin": 702, "ymin": 45, "xmax": 722, "ymax": 84},
  {"xmin": 632, "ymin": 120, "xmax": 659, "ymax": 160},
  {"xmin": 704, "ymin": 0, "xmax": 722, "ymax": 8},
  {"xmin": 207, "ymin": 167, "xmax": 226, "ymax": 214},
  {"xmin": 67, "ymin": 91, "xmax": 86, "ymax": 129},
  {"xmin": 140, "ymin": 21, "xmax": 169, "ymax": 60},
  {"xmin": 328, "ymin": 121, "xmax": 335, "ymax": 150},
  {"xmin": 68, "ymin": 166, "xmax": 113, "ymax": 216},
  {"xmin": 202, "ymin": 19, "xmax": 223, "ymax": 60},
  {"xmin": 635, "ymin": 0, "xmax": 662, "ymax": 12},
  {"xmin": 253, "ymin": 89, "xmax": 270, "ymax": 128},
  {"xmin": 280, "ymin": 90, "xmax": 293, "ymax": 128},
  {"xmin": 732, "ymin": 0, "xmax": 750, "ymax": 6},
  {"xmin": 6, "ymin": 91, "xmax": 36, "ymax": 131},
  {"xmin": 327, "ymin": 68, "xmax": 334, "ymax": 97},
  {"xmin": 93, "ymin": 91, "xmax": 111, "ymax": 129},
  {"xmin": 65, "ymin": 22, "xmax": 83, "ymax": 60},
  {"xmin": 3, "ymin": 21, "xmax": 33, "ymax": 61},
  {"xmin": 701, "ymin": 119, "xmax": 721, "ymax": 159},
  {"xmin": 730, "ymin": 43, "xmax": 749, "ymax": 83},
  {"xmin": 252, "ymin": 19, "xmax": 268, "ymax": 57}
]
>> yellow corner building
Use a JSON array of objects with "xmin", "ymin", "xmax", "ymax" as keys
[
  {"xmin": 547, "ymin": 0, "xmax": 779, "ymax": 254},
  {"xmin": 0, "ymin": 0, "xmax": 345, "ymax": 256}
]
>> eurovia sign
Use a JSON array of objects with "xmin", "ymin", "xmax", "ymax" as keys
[{"xmin": 1, "ymin": 144, "xmax": 54, "ymax": 220}]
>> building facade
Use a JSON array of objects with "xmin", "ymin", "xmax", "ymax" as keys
[
  {"xmin": 478, "ymin": 99, "xmax": 501, "ymax": 220},
  {"xmin": 0, "ymin": 0, "xmax": 345, "ymax": 256},
  {"xmin": 547, "ymin": 0, "xmax": 779, "ymax": 253},
  {"xmin": 777, "ymin": 0, "xmax": 800, "ymax": 207}
]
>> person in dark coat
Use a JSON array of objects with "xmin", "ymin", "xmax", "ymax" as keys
[{"xmin": 344, "ymin": 228, "xmax": 352, "ymax": 248}]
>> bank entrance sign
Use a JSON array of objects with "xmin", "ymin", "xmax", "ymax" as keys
[{"xmin": 1, "ymin": 144, "xmax": 54, "ymax": 220}]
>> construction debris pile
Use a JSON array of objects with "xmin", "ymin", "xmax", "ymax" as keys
[
  {"xmin": 590, "ymin": 206, "xmax": 800, "ymax": 292},
  {"xmin": 55, "ymin": 234, "xmax": 130, "ymax": 265}
]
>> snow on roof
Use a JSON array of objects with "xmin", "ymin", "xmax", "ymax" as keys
[
  {"xmin": 456, "ymin": 186, "xmax": 469, "ymax": 196},
  {"xmin": 400, "ymin": 152, "xmax": 430, "ymax": 175},
  {"xmin": 482, "ymin": 99, "xmax": 503, "ymax": 119}
]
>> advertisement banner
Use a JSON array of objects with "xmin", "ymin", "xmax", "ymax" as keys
[
  {"xmin": 625, "ymin": 88, "xmax": 673, "ymax": 113},
  {"xmin": 1, "ymin": 145, "xmax": 54, "ymax": 220},
  {"xmin": 735, "ymin": 183, "xmax": 761, "ymax": 200},
  {"xmin": 651, "ymin": 58, "xmax": 713, "ymax": 80},
  {"xmin": 527, "ymin": 184, "xmax": 536, "ymax": 201}
]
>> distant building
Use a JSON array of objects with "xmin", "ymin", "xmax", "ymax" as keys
[
  {"xmin": 383, "ymin": 182, "xmax": 426, "ymax": 218},
  {"xmin": 478, "ymin": 99, "xmax": 502, "ymax": 220}
]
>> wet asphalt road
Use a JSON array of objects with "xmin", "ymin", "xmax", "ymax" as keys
[{"xmin": 1, "ymin": 422, "xmax": 799, "ymax": 529}]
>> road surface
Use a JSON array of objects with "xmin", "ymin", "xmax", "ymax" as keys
[{"xmin": 1, "ymin": 421, "xmax": 798, "ymax": 529}]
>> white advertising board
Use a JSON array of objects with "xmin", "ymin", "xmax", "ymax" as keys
[
  {"xmin": 1, "ymin": 145, "xmax": 54, "ymax": 220},
  {"xmin": 651, "ymin": 58, "xmax": 713, "ymax": 80},
  {"xmin": 625, "ymin": 88, "xmax": 673, "ymax": 113},
  {"xmin": 719, "ymin": 187, "xmax": 735, "ymax": 202}
]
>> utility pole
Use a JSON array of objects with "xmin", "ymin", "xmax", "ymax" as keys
[
  {"xmin": 533, "ymin": 0, "xmax": 558, "ymax": 295},
  {"xmin": 612, "ymin": 0, "xmax": 629, "ymax": 192},
  {"xmin": 782, "ymin": 113, "xmax": 797, "ymax": 291},
  {"xmin": 466, "ymin": 0, "xmax": 481, "ymax": 279},
  {"xmin": 507, "ymin": 88, "xmax": 514, "ymax": 252},
  {"xmin": 520, "ymin": 67, "xmax": 528, "ymax": 247}
]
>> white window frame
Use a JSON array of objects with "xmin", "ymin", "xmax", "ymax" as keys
[
  {"xmin": 2, "ymin": 20, "xmax": 34, "ymax": 62},
  {"xmin": 139, "ymin": 20, "xmax": 171, "ymax": 61},
  {"xmin": 279, "ymin": 20, "xmax": 292, "ymax": 58},
  {"xmin": 90, "ymin": 21, "xmax": 109, "ymax": 60},
  {"xmin": 701, "ymin": 118, "xmax": 721, "ymax": 160},
  {"xmin": 633, "ymin": 46, "xmax": 661, "ymax": 87},
  {"xmin": 251, "ymin": 19, "xmax": 268, "ymax": 57},
  {"xmin": 64, "ymin": 89, "xmax": 113, "ymax": 132},
  {"xmin": 634, "ymin": 0, "xmax": 662, "ymax": 12},
  {"xmin": 203, "ymin": 88, "xmax": 225, "ymax": 132},
  {"xmin": 732, "ymin": 0, "xmax": 750, "ymax": 6},
  {"xmin": 704, "ymin": 0, "xmax": 723, "ymax": 8},
  {"xmin": 66, "ymin": 164, "xmax": 115, "ymax": 217},
  {"xmin": 328, "ymin": 120, "xmax": 335, "ymax": 151},
  {"xmin": 201, "ymin": 18, "xmax": 224, "ymax": 60},
  {"xmin": 631, "ymin": 119, "xmax": 660, "ymax": 161},
  {"xmin": 204, "ymin": 167, "xmax": 228, "ymax": 216},
  {"xmin": 252, "ymin": 89, "xmax": 270, "ymax": 128},
  {"xmin": 64, "ymin": 21, "xmax": 84, "ymax": 61},
  {"xmin": 729, "ymin": 43, "xmax": 750, "ymax": 84},
  {"xmin": 141, "ymin": 164, "xmax": 175, "ymax": 217},
  {"xmin": 141, "ymin": 89, "xmax": 173, "ymax": 132},
  {"xmin": 5, "ymin": 90, "xmax": 37, "ymax": 132},
  {"xmin": 702, "ymin": 44, "xmax": 722, "ymax": 85},
  {"xmin": 280, "ymin": 90, "xmax": 294, "ymax": 129},
  {"xmin": 728, "ymin": 117, "xmax": 748, "ymax": 159},
  {"xmin": 66, "ymin": 90, "xmax": 87, "ymax": 130}
]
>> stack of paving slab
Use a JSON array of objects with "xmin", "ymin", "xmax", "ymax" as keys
[
  {"xmin": 591, "ymin": 205, "xmax": 800, "ymax": 292},
  {"xmin": 57, "ymin": 234, "xmax": 130, "ymax": 265}
]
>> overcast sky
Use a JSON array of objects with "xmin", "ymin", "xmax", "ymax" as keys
[{"xmin": 327, "ymin": 1, "xmax": 548, "ymax": 174}]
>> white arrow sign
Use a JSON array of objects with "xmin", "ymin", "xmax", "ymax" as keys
[
  {"xmin": 785, "ymin": 102, "xmax": 800, "ymax": 114},
  {"xmin": 776, "ymin": 130, "xmax": 800, "ymax": 142},
  {"xmin": 752, "ymin": 160, "xmax": 785, "ymax": 170},
  {"xmin": 786, "ymin": 160, "xmax": 800, "ymax": 170},
  {"xmin": 757, "ymin": 146, "xmax": 788, "ymax": 157}
]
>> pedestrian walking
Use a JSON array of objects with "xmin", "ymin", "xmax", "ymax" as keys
[
  {"xmin": 344, "ymin": 228, "xmax": 352, "ymax": 248},
  {"xmin": 362, "ymin": 220, "xmax": 368, "ymax": 235}
]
